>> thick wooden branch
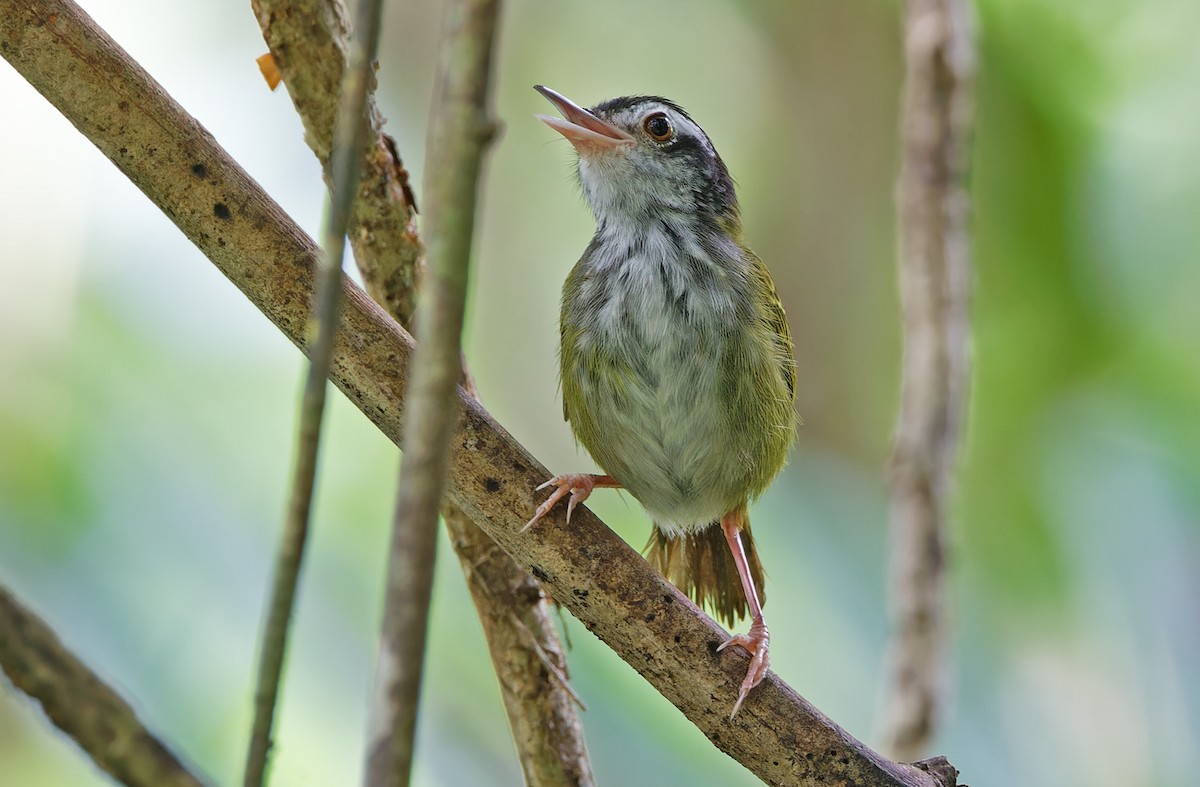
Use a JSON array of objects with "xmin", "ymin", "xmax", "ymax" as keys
[
  {"xmin": 1, "ymin": 1, "xmax": 959, "ymax": 784},
  {"xmin": 0, "ymin": 586, "xmax": 208, "ymax": 787},
  {"xmin": 883, "ymin": 0, "xmax": 975, "ymax": 762},
  {"xmin": 250, "ymin": 1, "xmax": 593, "ymax": 782}
]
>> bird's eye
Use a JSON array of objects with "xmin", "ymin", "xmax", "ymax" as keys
[{"xmin": 643, "ymin": 113, "xmax": 674, "ymax": 142}]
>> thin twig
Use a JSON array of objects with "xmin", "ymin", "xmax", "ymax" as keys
[
  {"xmin": 252, "ymin": 1, "xmax": 594, "ymax": 782},
  {"xmin": 242, "ymin": 0, "xmax": 386, "ymax": 783},
  {"xmin": 0, "ymin": 586, "xmax": 208, "ymax": 787},
  {"xmin": 363, "ymin": 2, "xmax": 501, "ymax": 785},
  {"xmin": 882, "ymin": 0, "xmax": 975, "ymax": 762},
  {"xmin": 1, "ymin": 3, "xmax": 961, "ymax": 783}
]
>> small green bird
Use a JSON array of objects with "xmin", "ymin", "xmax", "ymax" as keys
[{"xmin": 525, "ymin": 85, "xmax": 798, "ymax": 715}]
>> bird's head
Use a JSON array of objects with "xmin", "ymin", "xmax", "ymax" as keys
[{"xmin": 534, "ymin": 85, "xmax": 739, "ymax": 234}]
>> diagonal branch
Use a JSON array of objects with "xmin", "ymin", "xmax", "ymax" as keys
[
  {"xmin": 882, "ymin": 0, "xmax": 975, "ymax": 762},
  {"xmin": 250, "ymin": 1, "xmax": 593, "ymax": 783},
  {"xmin": 0, "ymin": 586, "xmax": 208, "ymax": 787},
  {"xmin": 1, "ymin": 1, "xmax": 960, "ymax": 784}
]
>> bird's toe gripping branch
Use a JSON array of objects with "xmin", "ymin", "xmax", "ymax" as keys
[
  {"xmin": 718, "ymin": 616, "xmax": 771, "ymax": 718},
  {"xmin": 523, "ymin": 473, "xmax": 620, "ymax": 531}
]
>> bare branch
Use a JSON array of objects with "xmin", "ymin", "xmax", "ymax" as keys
[
  {"xmin": 445, "ymin": 503, "xmax": 595, "ymax": 786},
  {"xmin": 882, "ymin": 0, "xmax": 975, "ymax": 762},
  {"xmin": 251, "ymin": 0, "xmax": 422, "ymax": 324},
  {"xmin": 364, "ymin": 1, "xmax": 501, "ymax": 784},
  {"xmin": 251, "ymin": 0, "xmax": 593, "ymax": 782},
  {"xmin": 0, "ymin": 586, "xmax": 208, "ymax": 787},
  {"xmin": 0, "ymin": 1, "xmax": 960, "ymax": 784},
  {"xmin": 242, "ymin": 0, "xmax": 386, "ymax": 782}
]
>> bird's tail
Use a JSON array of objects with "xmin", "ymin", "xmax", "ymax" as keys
[{"xmin": 644, "ymin": 517, "xmax": 766, "ymax": 628}]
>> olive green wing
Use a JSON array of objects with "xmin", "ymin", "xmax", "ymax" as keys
[
  {"xmin": 560, "ymin": 314, "xmax": 574, "ymax": 423},
  {"xmin": 748, "ymin": 251, "xmax": 797, "ymax": 402},
  {"xmin": 558, "ymin": 256, "xmax": 589, "ymax": 424}
]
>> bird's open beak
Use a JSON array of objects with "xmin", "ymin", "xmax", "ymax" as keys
[{"xmin": 534, "ymin": 85, "xmax": 633, "ymax": 153}]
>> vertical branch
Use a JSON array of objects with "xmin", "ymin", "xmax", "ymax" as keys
[
  {"xmin": 243, "ymin": 0, "xmax": 385, "ymax": 783},
  {"xmin": 882, "ymin": 0, "xmax": 975, "ymax": 762},
  {"xmin": 363, "ymin": 2, "xmax": 501, "ymax": 786},
  {"xmin": 252, "ymin": 2, "xmax": 594, "ymax": 783}
]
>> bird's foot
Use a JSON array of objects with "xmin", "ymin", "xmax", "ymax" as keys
[
  {"xmin": 717, "ymin": 616, "xmax": 770, "ymax": 718},
  {"xmin": 523, "ymin": 473, "xmax": 609, "ymax": 532}
]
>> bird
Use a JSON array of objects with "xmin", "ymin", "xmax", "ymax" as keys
[{"xmin": 524, "ymin": 85, "xmax": 798, "ymax": 716}]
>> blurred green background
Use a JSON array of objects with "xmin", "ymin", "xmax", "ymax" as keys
[{"xmin": 2, "ymin": 0, "xmax": 1199, "ymax": 785}]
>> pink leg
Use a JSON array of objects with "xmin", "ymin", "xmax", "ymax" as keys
[
  {"xmin": 715, "ymin": 507, "xmax": 770, "ymax": 717},
  {"xmin": 523, "ymin": 473, "xmax": 620, "ymax": 532}
]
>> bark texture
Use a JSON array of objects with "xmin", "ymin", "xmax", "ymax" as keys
[{"xmin": 252, "ymin": 0, "xmax": 422, "ymax": 323}]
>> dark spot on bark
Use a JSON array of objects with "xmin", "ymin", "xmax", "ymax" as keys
[
  {"xmin": 572, "ymin": 589, "xmax": 588, "ymax": 598},
  {"xmin": 484, "ymin": 477, "xmax": 500, "ymax": 493},
  {"xmin": 645, "ymin": 612, "xmax": 656, "ymax": 622},
  {"xmin": 530, "ymin": 565, "xmax": 550, "ymax": 582},
  {"xmin": 674, "ymin": 634, "xmax": 682, "ymax": 644},
  {"xmin": 118, "ymin": 147, "xmax": 128, "ymax": 156},
  {"xmin": 118, "ymin": 100, "xmax": 129, "ymax": 112},
  {"xmin": 578, "ymin": 546, "xmax": 591, "ymax": 558},
  {"xmin": 213, "ymin": 203, "xmax": 231, "ymax": 220},
  {"xmin": 663, "ymin": 594, "xmax": 673, "ymax": 604},
  {"xmin": 191, "ymin": 163, "xmax": 207, "ymax": 178},
  {"xmin": 805, "ymin": 753, "xmax": 814, "ymax": 760},
  {"xmin": 839, "ymin": 757, "xmax": 849, "ymax": 766},
  {"xmin": 707, "ymin": 640, "xmax": 720, "ymax": 655},
  {"xmin": 217, "ymin": 237, "xmax": 226, "ymax": 247}
]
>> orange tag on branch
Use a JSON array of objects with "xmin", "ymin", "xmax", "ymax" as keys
[{"xmin": 256, "ymin": 53, "xmax": 282, "ymax": 91}]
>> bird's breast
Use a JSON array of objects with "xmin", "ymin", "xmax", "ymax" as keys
[{"xmin": 560, "ymin": 229, "xmax": 790, "ymax": 532}]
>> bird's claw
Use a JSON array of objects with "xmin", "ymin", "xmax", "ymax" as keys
[
  {"xmin": 523, "ymin": 473, "xmax": 599, "ymax": 532},
  {"xmin": 718, "ymin": 618, "xmax": 770, "ymax": 718}
]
